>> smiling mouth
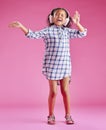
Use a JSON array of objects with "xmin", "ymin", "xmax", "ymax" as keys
[{"xmin": 57, "ymin": 19, "xmax": 62, "ymax": 22}]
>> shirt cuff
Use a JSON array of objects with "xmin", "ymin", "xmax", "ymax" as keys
[
  {"xmin": 79, "ymin": 28, "xmax": 87, "ymax": 36},
  {"xmin": 25, "ymin": 29, "xmax": 32, "ymax": 37}
]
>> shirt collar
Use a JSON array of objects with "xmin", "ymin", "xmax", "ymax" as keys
[{"xmin": 52, "ymin": 25, "xmax": 65, "ymax": 30}]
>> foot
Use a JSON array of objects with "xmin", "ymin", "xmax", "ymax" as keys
[
  {"xmin": 65, "ymin": 115, "xmax": 74, "ymax": 125},
  {"xmin": 47, "ymin": 115, "xmax": 55, "ymax": 125}
]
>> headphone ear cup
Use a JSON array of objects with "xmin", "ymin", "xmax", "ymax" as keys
[
  {"xmin": 64, "ymin": 17, "xmax": 70, "ymax": 26},
  {"xmin": 49, "ymin": 15, "xmax": 53, "ymax": 24}
]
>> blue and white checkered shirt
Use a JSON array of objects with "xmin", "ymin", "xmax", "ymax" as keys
[{"xmin": 26, "ymin": 25, "xmax": 87, "ymax": 80}]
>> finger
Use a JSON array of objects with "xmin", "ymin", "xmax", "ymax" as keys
[
  {"xmin": 76, "ymin": 11, "xmax": 80, "ymax": 17},
  {"xmin": 75, "ymin": 10, "xmax": 78, "ymax": 14},
  {"xmin": 9, "ymin": 22, "xmax": 17, "ymax": 28}
]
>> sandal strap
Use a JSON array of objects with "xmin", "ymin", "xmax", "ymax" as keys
[
  {"xmin": 65, "ymin": 115, "xmax": 74, "ymax": 124},
  {"xmin": 47, "ymin": 115, "xmax": 55, "ymax": 125},
  {"xmin": 48, "ymin": 115, "xmax": 55, "ymax": 121}
]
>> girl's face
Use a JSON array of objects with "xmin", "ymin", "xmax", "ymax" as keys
[{"xmin": 52, "ymin": 9, "xmax": 67, "ymax": 26}]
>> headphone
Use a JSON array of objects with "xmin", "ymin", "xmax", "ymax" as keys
[{"xmin": 49, "ymin": 8, "xmax": 70, "ymax": 26}]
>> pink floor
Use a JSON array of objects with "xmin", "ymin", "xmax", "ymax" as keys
[{"xmin": 0, "ymin": 105, "xmax": 106, "ymax": 130}]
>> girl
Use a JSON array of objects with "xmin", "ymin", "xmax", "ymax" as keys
[{"xmin": 9, "ymin": 8, "xmax": 87, "ymax": 125}]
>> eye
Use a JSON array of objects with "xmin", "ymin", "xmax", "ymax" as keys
[{"xmin": 61, "ymin": 14, "xmax": 64, "ymax": 17}]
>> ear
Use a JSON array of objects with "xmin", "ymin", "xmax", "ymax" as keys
[
  {"xmin": 49, "ymin": 15, "xmax": 53, "ymax": 24},
  {"xmin": 64, "ymin": 17, "xmax": 70, "ymax": 26}
]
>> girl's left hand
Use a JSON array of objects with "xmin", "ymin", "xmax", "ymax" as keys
[{"xmin": 72, "ymin": 11, "xmax": 80, "ymax": 25}]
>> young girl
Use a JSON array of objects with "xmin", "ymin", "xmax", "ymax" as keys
[{"xmin": 9, "ymin": 8, "xmax": 87, "ymax": 125}]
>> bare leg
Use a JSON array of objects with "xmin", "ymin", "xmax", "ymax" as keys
[
  {"xmin": 48, "ymin": 80, "xmax": 57, "ymax": 116},
  {"xmin": 60, "ymin": 77, "xmax": 74, "ymax": 124},
  {"xmin": 60, "ymin": 77, "xmax": 70, "ymax": 116}
]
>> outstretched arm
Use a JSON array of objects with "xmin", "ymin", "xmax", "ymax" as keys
[
  {"xmin": 9, "ymin": 21, "xmax": 28, "ymax": 35},
  {"xmin": 72, "ymin": 11, "xmax": 86, "ymax": 32}
]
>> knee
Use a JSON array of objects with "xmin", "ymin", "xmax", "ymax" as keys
[
  {"xmin": 61, "ymin": 87, "xmax": 69, "ymax": 96},
  {"xmin": 50, "ymin": 90, "xmax": 57, "ymax": 98}
]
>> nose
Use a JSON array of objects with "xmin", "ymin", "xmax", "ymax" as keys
[{"xmin": 58, "ymin": 14, "xmax": 62, "ymax": 17}]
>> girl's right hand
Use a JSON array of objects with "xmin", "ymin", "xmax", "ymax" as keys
[
  {"xmin": 9, "ymin": 21, "xmax": 22, "ymax": 28},
  {"xmin": 9, "ymin": 21, "xmax": 29, "ymax": 35}
]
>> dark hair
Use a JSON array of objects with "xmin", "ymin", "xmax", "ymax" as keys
[{"xmin": 47, "ymin": 8, "xmax": 73, "ymax": 28}]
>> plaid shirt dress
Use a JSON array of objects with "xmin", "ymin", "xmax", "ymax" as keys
[{"xmin": 26, "ymin": 25, "xmax": 87, "ymax": 80}]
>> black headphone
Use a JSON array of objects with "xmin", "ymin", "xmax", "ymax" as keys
[{"xmin": 48, "ymin": 8, "xmax": 71, "ymax": 26}]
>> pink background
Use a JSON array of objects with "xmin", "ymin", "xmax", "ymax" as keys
[{"xmin": 0, "ymin": 0, "xmax": 106, "ymax": 106}]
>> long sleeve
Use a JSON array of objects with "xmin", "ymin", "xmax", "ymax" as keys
[
  {"xmin": 26, "ymin": 28, "xmax": 48, "ymax": 39},
  {"xmin": 67, "ymin": 28, "xmax": 87, "ymax": 39}
]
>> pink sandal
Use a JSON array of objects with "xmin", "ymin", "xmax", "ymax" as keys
[
  {"xmin": 65, "ymin": 115, "xmax": 74, "ymax": 125},
  {"xmin": 47, "ymin": 115, "xmax": 55, "ymax": 125}
]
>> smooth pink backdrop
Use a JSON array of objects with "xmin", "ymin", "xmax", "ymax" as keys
[{"xmin": 0, "ymin": 0, "xmax": 106, "ymax": 106}]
